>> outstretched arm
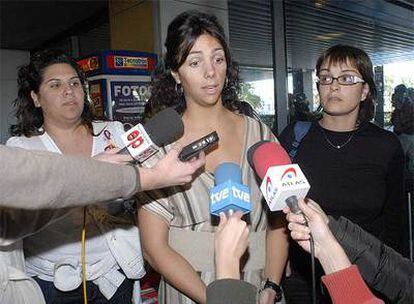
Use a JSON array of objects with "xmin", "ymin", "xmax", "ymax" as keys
[
  {"xmin": 0, "ymin": 145, "xmax": 138, "ymax": 209},
  {"xmin": 284, "ymin": 199, "xmax": 384, "ymax": 304},
  {"xmin": 0, "ymin": 144, "xmax": 204, "ymax": 245},
  {"xmin": 1, "ymin": 143, "xmax": 205, "ymax": 209},
  {"xmin": 283, "ymin": 199, "xmax": 351, "ymax": 274},
  {"xmin": 329, "ymin": 215, "xmax": 414, "ymax": 303}
]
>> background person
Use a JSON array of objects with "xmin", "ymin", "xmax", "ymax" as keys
[
  {"xmin": 7, "ymin": 49, "xmax": 137, "ymax": 303},
  {"xmin": 391, "ymin": 84, "xmax": 408, "ymax": 135},
  {"xmin": 392, "ymin": 86, "xmax": 414, "ymax": 256},
  {"xmin": 137, "ymin": 10, "xmax": 288, "ymax": 304},
  {"xmin": 6, "ymin": 49, "xmax": 201, "ymax": 303},
  {"xmin": 395, "ymin": 87, "xmax": 414, "ymax": 191}
]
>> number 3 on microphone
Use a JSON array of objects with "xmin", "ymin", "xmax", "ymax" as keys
[{"xmin": 127, "ymin": 130, "xmax": 144, "ymax": 149}]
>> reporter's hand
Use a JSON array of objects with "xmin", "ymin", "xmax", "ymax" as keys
[
  {"xmin": 94, "ymin": 148, "xmax": 133, "ymax": 164},
  {"xmin": 283, "ymin": 199, "xmax": 335, "ymax": 258},
  {"xmin": 140, "ymin": 143, "xmax": 206, "ymax": 190},
  {"xmin": 214, "ymin": 211, "xmax": 249, "ymax": 280},
  {"xmin": 284, "ymin": 199, "xmax": 352, "ymax": 274}
]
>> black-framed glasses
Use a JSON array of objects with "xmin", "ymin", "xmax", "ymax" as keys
[{"xmin": 316, "ymin": 74, "xmax": 365, "ymax": 86}]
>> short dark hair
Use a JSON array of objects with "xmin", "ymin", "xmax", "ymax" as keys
[
  {"xmin": 146, "ymin": 10, "xmax": 241, "ymax": 117},
  {"xmin": 10, "ymin": 49, "xmax": 94, "ymax": 137},
  {"xmin": 316, "ymin": 45, "xmax": 376, "ymax": 124}
]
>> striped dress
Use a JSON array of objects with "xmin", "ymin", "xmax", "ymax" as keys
[{"xmin": 137, "ymin": 115, "xmax": 278, "ymax": 304}]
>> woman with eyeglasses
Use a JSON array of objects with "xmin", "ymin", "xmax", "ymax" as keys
[
  {"xmin": 6, "ymin": 49, "xmax": 144, "ymax": 303},
  {"xmin": 278, "ymin": 45, "xmax": 405, "ymax": 303}
]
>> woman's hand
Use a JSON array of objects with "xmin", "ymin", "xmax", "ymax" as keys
[
  {"xmin": 214, "ymin": 211, "xmax": 249, "ymax": 280},
  {"xmin": 140, "ymin": 143, "xmax": 206, "ymax": 190},
  {"xmin": 93, "ymin": 148, "xmax": 133, "ymax": 164},
  {"xmin": 283, "ymin": 198, "xmax": 333, "ymax": 257},
  {"xmin": 283, "ymin": 199, "xmax": 351, "ymax": 274}
]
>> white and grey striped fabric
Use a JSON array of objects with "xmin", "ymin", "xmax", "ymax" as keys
[{"xmin": 137, "ymin": 115, "xmax": 278, "ymax": 304}]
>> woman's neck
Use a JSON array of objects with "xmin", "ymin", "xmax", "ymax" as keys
[
  {"xmin": 319, "ymin": 114, "xmax": 358, "ymax": 132},
  {"xmin": 43, "ymin": 120, "xmax": 86, "ymax": 139},
  {"xmin": 183, "ymin": 103, "xmax": 232, "ymax": 133},
  {"xmin": 43, "ymin": 119, "xmax": 92, "ymax": 156}
]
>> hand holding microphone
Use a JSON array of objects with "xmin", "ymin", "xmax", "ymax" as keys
[
  {"xmin": 283, "ymin": 199, "xmax": 332, "ymax": 257},
  {"xmin": 118, "ymin": 107, "xmax": 209, "ymax": 190},
  {"xmin": 284, "ymin": 199, "xmax": 352, "ymax": 275},
  {"xmin": 139, "ymin": 144, "xmax": 206, "ymax": 190},
  {"xmin": 214, "ymin": 211, "xmax": 250, "ymax": 280}
]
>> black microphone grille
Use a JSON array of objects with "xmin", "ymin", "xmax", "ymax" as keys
[{"xmin": 144, "ymin": 108, "xmax": 184, "ymax": 146}]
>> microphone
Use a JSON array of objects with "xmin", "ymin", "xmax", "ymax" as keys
[
  {"xmin": 209, "ymin": 162, "xmax": 251, "ymax": 216},
  {"xmin": 120, "ymin": 108, "xmax": 184, "ymax": 162},
  {"xmin": 247, "ymin": 141, "xmax": 310, "ymax": 213}
]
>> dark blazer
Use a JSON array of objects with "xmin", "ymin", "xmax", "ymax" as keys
[{"xmin": 330, "ymin": 215, "xmax": 414, "ymax": 304}]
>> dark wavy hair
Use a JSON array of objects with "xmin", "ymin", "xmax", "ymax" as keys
[
  {"xmin": 146, "ymin": 10, "xmax": 241, "ymax": 117},
  {"xmin": 316, "ymin": 45, "xmax": 377, "ymax": 124},
  {"xmin": 10, "ymin": 49, "xmax": 94, "ymax": 137}
]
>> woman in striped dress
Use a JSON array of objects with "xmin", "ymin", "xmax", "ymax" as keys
[{"xmin": 137, "ymin": 10, "xmax": 288, "ymax": 304}]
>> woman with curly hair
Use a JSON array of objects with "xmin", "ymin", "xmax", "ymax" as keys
[
  {"xmin": 137, "ymin": 10, "xmax": 288, "ymax": 304},
  {"xmin": 6, "ymin": 49, "xmax": 145, "ymax": 303}
]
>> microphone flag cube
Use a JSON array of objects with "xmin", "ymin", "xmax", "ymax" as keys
[
  {"xmin": 121, "ymin": 123, "xmax": 158, "ymax": 163},
  {"xmin": 210, "ymin": 180, "xmax": 251, "ymax": 216},
  {"xmin": 260, "ymin": 164, "xmax": 310, "ymax": 211},
  {"xmin": 210, "ymin": 162, "xmax": 251, "ymax": 216}
]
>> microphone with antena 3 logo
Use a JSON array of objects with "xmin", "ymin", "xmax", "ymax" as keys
[
  {"xmin": 247, "ymin": 141, "xmax": 318, "ymax": 304},
  {"xmin": 247, "ymin": 141, "xmax": 310, "ymax": 214}
]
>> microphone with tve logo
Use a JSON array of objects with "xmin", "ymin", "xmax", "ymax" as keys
[
  {"xmin": 247, "ymin": 141, "xmax": 310, "ymax": 213},
  {"xmin": 210, "ymin": 162, "xmax": 251, "ymax": 216},
  {"xmin": 120, "ymin": 108, "xmax": 184, "ymax": 163}
]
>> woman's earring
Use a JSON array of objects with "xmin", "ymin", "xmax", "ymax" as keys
[
  {"xmin": 224, "ymin": 76, "xmax": 229, "ymax": 88},
  {"xmin": 175, "ymin": 83, "xmax": 183, "ymax": 96}
]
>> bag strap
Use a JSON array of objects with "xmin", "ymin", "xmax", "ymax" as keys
[{"xmin": 288, "ymin": 121, "xmax": 312, "ymax": 160}]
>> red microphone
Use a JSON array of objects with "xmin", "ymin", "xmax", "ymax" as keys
[{"xmin": 247, "ymin": 141, "xmax": 310, "ymax": 213}]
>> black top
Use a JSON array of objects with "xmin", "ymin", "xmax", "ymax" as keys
[{"xmin": 279, "ymin": 121, "xmax": 405, "ymax": 251}]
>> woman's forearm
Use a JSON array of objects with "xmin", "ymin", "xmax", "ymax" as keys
[
  {"xmin": 264, "ymin": 226, "xmax": 289, "ymax": 283},
  {"xmin": 149, "ymin": 245, "xmax": 207, "ymax": 303},
  {"xmin": 318, "ymin": 239, "xmax": 352, "ymax": 275}
]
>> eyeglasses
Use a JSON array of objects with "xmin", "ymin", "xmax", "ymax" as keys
[{"xmin": 316, "ymin": 75, "xmax": 365, "ymax": 86}]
